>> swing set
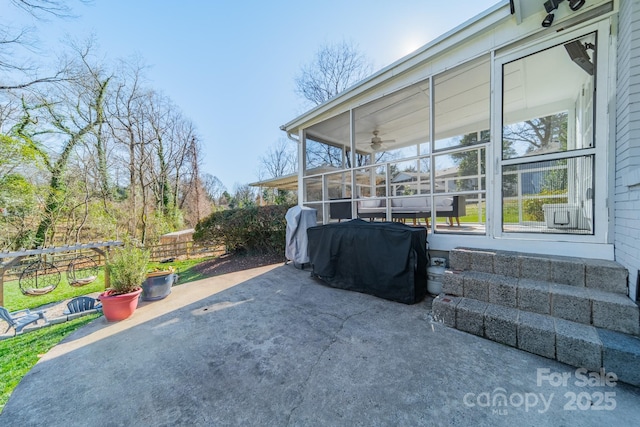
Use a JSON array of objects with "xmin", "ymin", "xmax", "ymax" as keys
[{"xmin": 0, "ymin": 241, "xmax": 122, "ymax": 307}]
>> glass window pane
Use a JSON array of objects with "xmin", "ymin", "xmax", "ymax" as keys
[
  {"xmin": 303, "ymin": 176, "xmax": 323, "ymax": 202},
  {"xmin": 502, "ymin": 155, "xmax": 594, "ymax": 234},
  {"xmin": 389, "ymin": 160, "xmax": 422, "ymax": 196},
  {"xmin": 435, "ymin": 148, "xmax": 484, "ymax": 193},
  {"xmin": 375, "ymin": 165, "xmax": 387, "ymax": 197},
  {"xmin": 419, "ymin": 142, "xmax": 431, "ymax": 156},
  {"xmin": 353, "ymin": 80, "xmax": 430, "ymax": 163},
  {"xmin": 433, "ymin": 194, "xmax": 486, "ymax": 235},
  {"xmin": 304, "ymin": 203, "xmax": 324, "ymax": 223},
  {"xmin": 382, "ymin": 146, "xmax": 418, "ymax": 161},
  {"xmin": 503, "ymin": 112, "xmax": 569, "ymax": 159},
  {"xmin": 305, "ymin": 137, "xmax": 344, "ymax": 172},
  {"xmin": 434, "ymin": 56, "xmax": 490, "ymax": 151},
  {"xmin": 354, "ymin": 167, "xmax": 386, "ymax": 198},
  {"xmin": 502, "ymin": 33, "xmax": 596, "ymax": 160},
  {"xmin": 345, "ymin": 149, "xmax": 373, "ymax": 168},
  {"xmin": 418, "ymin": 157, "xmax": 431, "ymax": 195},
  {"xmin": 305, "ymin": 111, "xmax": 350, "ymax": 170},
  {"xmin": 326, "ymin": 171, "xmax": 352, "ymax": 199},
  {"xmin": 435, "ymin": 130, "xmax": 490, "ymax": 151}
]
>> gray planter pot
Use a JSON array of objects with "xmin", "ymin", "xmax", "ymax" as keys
[{"xmin": 141, "ymin": 272, "xmax": 177, "ymax": 301}]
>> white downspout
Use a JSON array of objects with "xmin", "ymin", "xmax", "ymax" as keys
[{"xmin": 285, "ymin": 130, "xmax": 304, "ymax": 206}]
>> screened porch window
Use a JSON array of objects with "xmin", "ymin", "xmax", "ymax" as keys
[
  {"xmin": 501, "ymin": 33, "xmax": 596, "ymax": 234},
  {"xmin": 305, "ymin": 137, "xmax": 345, "ymax": 171},
  {"xmin": 432, "ymin": 56, "xmax": 490, "ymax": 234}
]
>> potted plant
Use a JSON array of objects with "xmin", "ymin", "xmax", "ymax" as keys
[
  {"xmin": 99, "ymin": 243, "xmax": 150, "ymax": 321},
  {"xmin": 141, "ymin": 266, "xmax": 177, "ymax": 301}
]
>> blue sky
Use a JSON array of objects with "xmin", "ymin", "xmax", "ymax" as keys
[{"xmin": 7, "ymin": 0, "xmax": 500, "ymax": 191}]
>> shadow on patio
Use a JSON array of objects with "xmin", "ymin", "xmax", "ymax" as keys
[{"xmin": 1, "ymin": 263, "xmax": 639, "ymax": 426}]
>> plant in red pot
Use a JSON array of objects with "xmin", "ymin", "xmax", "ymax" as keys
[{"xmin": 100, "ymin": 243, "xmax": 150, "ymax": 321}]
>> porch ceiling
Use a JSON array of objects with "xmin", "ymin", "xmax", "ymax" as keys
[
  {"xmin": 306, "ymin": 38, "xmax": 586, "ymax": 155},
  {"xmin": 306, "ymin": 58, "xmax": 492, "ymax": 154}
]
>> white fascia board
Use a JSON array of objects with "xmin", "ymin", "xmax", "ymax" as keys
[
  {"xmin": 280, "ymin": 1, "xmax": 511, "ymax": 134},
  {"xmin": 281, "ymin": 0, "xmax": 614, "ymax": 135}
]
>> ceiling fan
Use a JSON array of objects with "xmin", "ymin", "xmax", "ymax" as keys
[{"xmin": 370, "ymin": 130, "xmax": 395, "ymax": 151}]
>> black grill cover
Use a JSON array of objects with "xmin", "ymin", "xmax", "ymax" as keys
[{"xmin": 307, "ymin": 219, "xmax": 427, "ymax": 304}]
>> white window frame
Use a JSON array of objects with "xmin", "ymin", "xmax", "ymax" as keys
[{"xmin": 491, "ymin": 19, "xmax": 611, "ymax": 244}]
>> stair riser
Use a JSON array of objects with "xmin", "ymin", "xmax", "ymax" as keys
[
  {"xmin": 442, "ymin": 272, "xmax": 639, "ymax": 335},
  {"xmin": 432, "ymin": 297, "xmax": 640, "ymax": 387},
  {"xmin": 449, "ymin": 249, "xmax": 628, "ymax": 295}
]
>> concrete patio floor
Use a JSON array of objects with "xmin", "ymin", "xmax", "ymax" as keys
[{"xmin": 1, "ymin": 263, "xmax": 639, "ymax": 426}]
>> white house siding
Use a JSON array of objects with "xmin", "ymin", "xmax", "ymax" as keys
[{"xmin": 615, "ymin": 0, "xmax": 640, "ymax": 301}]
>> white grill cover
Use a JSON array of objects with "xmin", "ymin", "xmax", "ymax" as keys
[{"xmin": 285, "ymin": 206, "xmax": 317, "ymax": 264}]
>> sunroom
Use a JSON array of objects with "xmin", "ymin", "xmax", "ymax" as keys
[{"xmin": 281, "ymin": 0, "xmax": 616, "ymax": 259}]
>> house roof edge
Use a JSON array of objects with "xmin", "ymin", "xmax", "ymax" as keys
[{"xmin": 280, "ymin": 1, "xmax": 511, "ymax": 133}]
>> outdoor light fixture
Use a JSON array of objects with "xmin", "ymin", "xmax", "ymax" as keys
[
  {"xmin": 542, "ymin": 13, "xmax": 555, "ymax": 27},
  {"xmin": 542, "ymin": 0, "xmax": 587, "ymax": 27},
  {"xmin": 542, "ymin": 0, "xmax": 563, "ymax": 28},
  {"xmin": 544, "ymin": 0, "xmax": 564, "ymax": 13},
  {"xmin": 564, "ymin": 40, "xmax": 595, "ymax": 75},
  {"xmin": 568, "ymin": 0, "xmax": 586, "ymax": 11}
]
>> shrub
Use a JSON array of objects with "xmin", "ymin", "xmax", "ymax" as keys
[
  {"xmin": 106, "ymin": 243, "xmax": 150, "ymax": 294},
  {"xmin": 194, "ymin": 205, "xmax": 292, "ymax": 255},
  {"xmin": 523, "ymin": 190, "xmax": 568, "ymax": 222}
]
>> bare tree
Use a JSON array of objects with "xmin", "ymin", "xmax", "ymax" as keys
[
  {"xmin": 0, "ymin": 19, "xmax": 213, "ymax": 246},
  {"xmin": 503, "ymin": 113, "xmax": 568, "ymax": 158},
  {"xmin": 170, "ymin": 122, "xmax": 198, "ymax": 212},
  {"xmin": 181, "ymin": 177, "xmax": 212, "ymax": 227},
  {"xmin": 202, "ymin": 173, "xmax": 226, "ymax": 205},
  {"xmin": 231, "ymin": 184, "xmax": 256, "ymax": 209},
  {"xmin": 0, "ymin": 0, "xmax": 90, "ymax": 91},
  {"xmin": 295, "ymin": 39, "xmax": 373, "ymax": 107},
  {"xmin": 24, "ymin": 40, "xmax": 110, "ymax": 246},
  {"xmin": 294, "ymin": 41, "xmax": 380, "ymax": 170},
  {"xmin": 107, "ymin": 61, "xmax": 205, "ymax": 242},
  {"xmin": 9, "ymin": 0, "xmax": 87, "ymax": 17},
  {"xmin": 259, "ymin": 138, "xmax": 296, "ymax": 178},
  {"xmin": 108, "ymin": 57, "xmax": 150, "ymax": 238},
  {"xmin": 256, "ymin": 138, "xmax": 297, "ymax": 205},
  {"xmin": 176, "ymin": 134, "xmax": 205, "ymax": 224}
]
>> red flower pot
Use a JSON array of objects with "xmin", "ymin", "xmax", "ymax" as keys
[{"xmin": 98, "ymin": 288, "xmax": 143, "ymax": 321}]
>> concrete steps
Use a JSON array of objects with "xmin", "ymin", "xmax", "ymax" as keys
[
  {"xmin": 432, "ymin": 248, "xmax": 640, "ymax": 387},
  {"xmin": 440, "ymin": 270, "xmax": 639, "ymax": 335}
]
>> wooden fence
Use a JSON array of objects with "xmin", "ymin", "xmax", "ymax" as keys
[{"xmin": 145, "ymin": 241, "xmax": 222, "ymax": 262}]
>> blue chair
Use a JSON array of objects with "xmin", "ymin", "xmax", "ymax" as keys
[
  {"xmin": 64, "ymin": 296, "xmax": 102, "ymax": 315},
  {"xmin": 0, "ymin": 306, "xmax": 48, "ymax": 334}
]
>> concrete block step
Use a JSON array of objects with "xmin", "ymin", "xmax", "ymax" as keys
[
  {"xmin": 431, "ymin": 295, "xmax": 640, "ymax": 387},
  {"xmin": 441, "ymin": 270, "xmax": 639, "ymax": 335},
  {"xmin": 448, "ymin": 248, "xmax": 628, "ymax": 295},
  {"xmin": 597, "ymin": 329, "xmax": 640, "ymax": 388}
]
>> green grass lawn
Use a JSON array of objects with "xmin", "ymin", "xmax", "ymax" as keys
[
  {"xmin": 3, "ymin": 271, "xmax": 108, "ymax": 312},
  {"xmin": 502, "ymin": 200, "xmax": 520, "ymax": 223},
  {"xmin": 0, "ymin": 313, "xmax": 100, "ymax": 412},
  {"xmin": 459, "ymin": 202, "xmax": 486, "ymax": 223},
  {"xmin": 148, "ymin": 257, "xmax": 212, "ymax": 285},
  {"xmin": 432, "ymin": 200, "xmax": 531, "ymax": 225}
]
